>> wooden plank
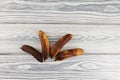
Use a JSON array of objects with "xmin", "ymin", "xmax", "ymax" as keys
[
  {"xmin": 0, "ymin": 11, "xmax": 120, "ymax": 24},
  {"xmin": 1, "ymin": 0, "xmax": 120, "ymax": 12},
  {"xmin": 0, "ymin": 0, "xmax": 120, "ymax": 80},
  {"xmin": 0, "ymin": 55, "xmax": 120, "ymax": 80},
  {"xmin": 0, "ymin": 24, "xmax": 120, "ymax": 54},
  {"xmin": 0, "ymin": 0, "xmax": 120, "ymax": 24}
]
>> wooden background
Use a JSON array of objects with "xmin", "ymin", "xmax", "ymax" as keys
[{"xmin": 0, "ymin": 0, "xmax": 120, "ymax": 80}]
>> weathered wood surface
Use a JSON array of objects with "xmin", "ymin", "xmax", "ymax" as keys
[
  {"xmin": 0, "ymin": 0, "xmax": 120, "ymax": 24},
  {"xmin": 1, "ymin": 24, "xmax": 120, "ymax": 54},
  {"xmin": 0, "ymin": 0, "xmax": 120, "ymax": 80},
  {"xmin": 0, "ymin": 55, "xmax": 120, "ymax": 80}
]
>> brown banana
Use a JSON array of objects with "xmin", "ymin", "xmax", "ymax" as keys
[
  {"xmin": 51, "ymin": 34, "xmax": 73, "ymax": 58},
  {"xmin": 39, "ymin": 30, "xmax": 50, "ymax": 61},
  {"xmin": 21, "ymin": 45, "xmax": 43, "ymax": 62},
  {"xmin": 55, "ymin": 48, "xmax": 84, "ymax": 61}
]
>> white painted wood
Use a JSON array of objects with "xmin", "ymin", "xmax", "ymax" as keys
[
  {"xmin": 0, "ymin": 11, "xmax": 120, "ymax": 24},
  {"xmin": 0, "ymin": 55, "xmax": 120, "ymax": 80},
  {"xmin": 0, "ymin": 24, "xmax": 120, "ymax": 54},
  {"xmin": 0, "ymin": 0, "xmax": 120, "ymax": 80},
  {"xmin": 0, "ymin": 0, "xmax": 120, "ymax": 24}
]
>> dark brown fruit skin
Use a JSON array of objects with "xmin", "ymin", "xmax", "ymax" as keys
[
  {"xmin": 51, "ymin": 34, "xmax": 73, "ymax": 58},
  {"xmin": 21, "ymin": 45, "xmax": 43, "ymax": 62},
  {"xmin": 39, "ymin": 30, "xmax": 50, "ymax": 61},
  {"xmin": 55, "ymin": 48, "xmax": 85, "ymax": 61}
]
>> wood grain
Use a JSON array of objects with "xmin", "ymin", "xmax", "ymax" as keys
[
  {"xmin": 0, "ymin": 24, "xmax": 120, "ymax": 54},
  {"xmin": 0, "ymin": 55, "xmax": 120, "ymax": 80},
  {"xmin": 0, "ymin": 0, "xmax": 120, "ymax": 80},
  {"xmin": 0, "ymin": 0, "xmax": 120, "ymax": 24}
]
